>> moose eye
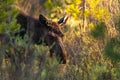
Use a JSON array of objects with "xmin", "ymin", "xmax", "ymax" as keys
[{"xmin": 46, "ymin": 20, "xmax": 52, "ymax": 25}]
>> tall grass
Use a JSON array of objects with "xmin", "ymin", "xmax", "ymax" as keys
[{"xmin": 0, "ymin": 0, "xmax": 120, "ymax": 80}]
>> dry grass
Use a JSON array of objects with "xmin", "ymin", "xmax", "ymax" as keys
[{"xmin": 0, "ymin": 0, "xmax": 120, "ymax": 80}]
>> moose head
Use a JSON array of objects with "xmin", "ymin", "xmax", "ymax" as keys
[{"xmin": 39, "ymin": 14, "xmax": 68, "ymax": 37}]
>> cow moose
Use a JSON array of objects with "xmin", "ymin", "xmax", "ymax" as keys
[{"xmin": 15, "ymin": 12, "xmax": 68, "ymax": 64}]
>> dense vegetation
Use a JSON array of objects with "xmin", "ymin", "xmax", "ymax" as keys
[{"xmin": 0, "ymin": 0, "xmax": 120, "ymax": 80}]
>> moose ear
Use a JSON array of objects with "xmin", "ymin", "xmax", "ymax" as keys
[
  {"xmin": 58, "ymin": 14, "xmax": 69, "ymax": 26},
  {"xmin": 39, "ymin": 14, "xmax": 47, "ymax": 24}
]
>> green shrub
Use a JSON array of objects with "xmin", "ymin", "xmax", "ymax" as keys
[
  {"xmin": 105, "ymin": 37, "xmax": 120, "ymax": 63},
  {"xmin": 115, "ymin": 15, "xmax": 120, "ymax": 33},
  {"xmin": 91, "ymin": 21, "xmax": 106, "ymax": 39}
]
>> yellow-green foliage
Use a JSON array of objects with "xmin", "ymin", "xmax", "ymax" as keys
[
  {"xmin": 0, "ymin": 0, "xmax": 20, "ymax": 33},
  {"xmin": 0, "ymin": 0, "xmax": 120, "ymax": 80},
  {"xmin": 86, "ymin": 0, "xmax": 110, "ymax": 20},
  {"xmin": 44, "ymin": 0, "xmax": 81, "ymax": 20}
]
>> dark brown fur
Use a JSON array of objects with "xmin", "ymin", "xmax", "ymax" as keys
[{"xmin": 15, "ymin": 13, "xmax": 68, "ymax": 64}]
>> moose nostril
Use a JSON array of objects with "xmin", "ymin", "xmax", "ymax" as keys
[
  {"xmin": 62, "ymin": 34, "xmax": 64, "ymax": 37},
  {"xmin": 60, "ymin": 33, "xmax": 64, "ymax": 37},
  {"xmin": 46, "ymin": 21, "xmax": 48, "ymax": 24}
]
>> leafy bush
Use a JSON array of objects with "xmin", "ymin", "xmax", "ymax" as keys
[
  {"xmin": 105, "ymin": 37, "xmax": 120, "ymax": 63},
  {"xmin": 0, "ymin": 0, "xmax": 120, "ymax": 80},
  {"xmin": 91, "ymin": 21, "xmax": 106, "ymax": 39}
]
